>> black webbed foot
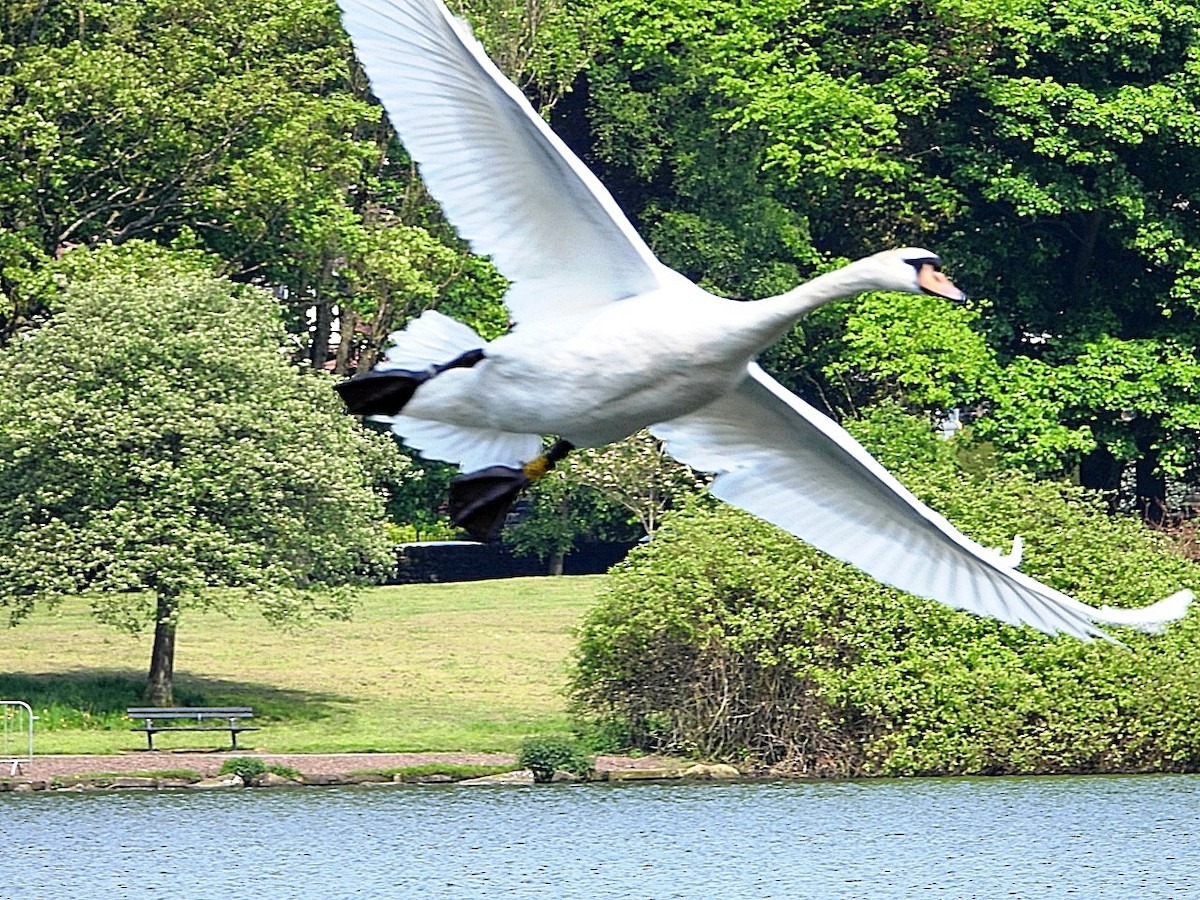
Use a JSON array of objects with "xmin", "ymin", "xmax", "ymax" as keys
[
  {"xmin": 448, "ymin": 440, "xmax": 575, "ymax": 542},
  {"xmin": 448, "ymin": 466, "xmax": 531, "ymax": 542}
]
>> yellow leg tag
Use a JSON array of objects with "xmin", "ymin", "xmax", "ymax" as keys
[{"xmin": 522, "ymin": 455, "xmax": 553, "ymax": 480}]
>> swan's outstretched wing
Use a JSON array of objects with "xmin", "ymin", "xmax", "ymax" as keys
[
  {"xmin": 336, "ymin": 0, "xmax": 663, "ymax": 325},
  {"xmin": 652, "ymin": 364, "xmax": 1192, "ymax": 641}
]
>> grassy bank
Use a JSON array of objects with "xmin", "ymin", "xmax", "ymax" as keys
[{"xmin": 0, "ymin": 576, "xmax": 604, "ymax": 754}]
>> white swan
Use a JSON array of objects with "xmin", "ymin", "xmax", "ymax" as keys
[{"xmin": 332, "ymin": 0, "xmax": 1192, "ymax": 641}]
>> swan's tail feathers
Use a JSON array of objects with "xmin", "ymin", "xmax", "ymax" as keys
[
  {"xmin": 379, "ymin": 309, "xmax": 486, "ymax": 370},
  {"xmin": 1095, "ymin": 589, "xmax": 1193, "ymax": 635}
]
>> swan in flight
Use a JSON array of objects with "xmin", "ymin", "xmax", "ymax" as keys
[{"xmin": 332, "ymin": 0, "xmax": 1191, "ymax": 641}]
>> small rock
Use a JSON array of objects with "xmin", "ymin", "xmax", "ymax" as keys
[
  {"xmin": 300, "ymin": 773, "xmax": 355, "ymax": 786},
  {"xmin": 605, "ymin": 767, "xmax": 683, "ymax": 782},
  {"xmin": 107, "ymin": 777, "xmax": 158, "ymax": 789},
  {"xmin": 550, "ymin": 770, "xmax": 581, "ymax": 783},
  {"xmin": 397, "ymin": 773, "xmax": 454, "ymax": 784},
  {"xmin": 347, "ymin": 773, "xmax": 392, "ymax": 784},
  {"xmin": 248, "ymin": 772, "xmax": 296, "ymax": 787},
  {"xmin": 680, "ymin": 763, "xmax": 741, "ymax": 780},
  {"xmin": 458, "ymin": 769, "xmax": 534, "ymax": 785},
  {"xmin": 188, "ymin": 773, "xmax": 244, "ymax": 789}
]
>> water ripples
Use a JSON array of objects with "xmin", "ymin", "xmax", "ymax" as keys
[{"xmin": 3, "ymin": 775, "xmax": 1198, "ymax": 898}]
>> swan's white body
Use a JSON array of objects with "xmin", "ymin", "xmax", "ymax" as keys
[{"xmin": 336, "ymin": 0, "xmax": 1192, "ymax": 641}]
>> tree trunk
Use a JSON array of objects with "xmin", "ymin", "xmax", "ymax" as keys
[
  {"xmin": 1136, "ymin": 449, "xmax": 1167, "ymax": 526},
  {"xmin": 144, "ymin": 593, "xmax": 178, "ymax": 706},
  {"xmin": 1079, "ymin": 444, "xmax": 1123, "ymax": 513},
  {"xmin": 547, "ymin": 494, "xmax": 570, "ymax": 576},
  {"xmin": 333, "ymin": 306, "xmax": 359, "ymax": 376},
  {"xmin": 310, "ymin": 297, "xmax": 333, "ymax": 370}
]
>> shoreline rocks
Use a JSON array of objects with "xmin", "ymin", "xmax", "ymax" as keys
[{"xmin": 1, "ymin": 761, "xmax": 745, "ymax": 793}]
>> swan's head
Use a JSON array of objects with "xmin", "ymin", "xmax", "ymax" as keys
[{"xmin": 874, "ymin": 248, "xmax": 967, "ymax": 302}]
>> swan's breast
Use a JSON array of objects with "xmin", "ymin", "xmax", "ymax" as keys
[{"xmin": 405, "ymin": 286, "xmax": 765, "ymax": 445}]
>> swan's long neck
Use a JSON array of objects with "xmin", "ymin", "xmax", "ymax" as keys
[{"xmin": 745, "ymin": 260, "xmax": 882, "ymax": 350}]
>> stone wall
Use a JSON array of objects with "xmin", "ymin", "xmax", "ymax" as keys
[{"xmin": 390, "ymin": 541, "xmax": 635, "ymax": 584}]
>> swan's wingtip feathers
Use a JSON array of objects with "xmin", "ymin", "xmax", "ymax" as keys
[
  {"xmin": 994, "ymin": 534, "xmax": 1023, "ymax": 568},
  {"xmin": 1097, "ymin": 588, "xmax": 1193, "ymax": 635}
]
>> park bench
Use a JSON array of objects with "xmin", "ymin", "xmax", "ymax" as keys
[{"xmin": 127, "ymin": 707, "xmax": 258, "ymax": 751}]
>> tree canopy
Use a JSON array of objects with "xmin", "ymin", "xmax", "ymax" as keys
[
  {"xmin": 0, "ymin": 243, "xmax": 404, "ymax": 702},
  {"xmin": 579, "ymin": 0, "xmax": 1200, "ymax": 512},
  {"xmin": 4, "ymin": 0, "xmax": 1200, "ymax": 566}
]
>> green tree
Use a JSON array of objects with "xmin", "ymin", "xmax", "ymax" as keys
[
  {"xmin": 504, "ymin": 467, "xmax": 624, "ymax": 575},
  {"xmin": 0, "ymin": 0, "xmax": 472, "ymax": 371},
  {"xmin": 504, "ymin": 432, "xmax": 704, "ymax": 574},
  {"xmin": 566, "ymin": 430, "xmax": 706, "ymax": 536},
  {"xmin": 582, "ymin": 0, "xmax": 1200, "ymax": 513},
  {"xmin": 0, "ymin": 245, "xmax": 404, "ymax": 704},
  {"xmin": 937, "ymin": 0, "xmax": 1200, "ymax": 517}
]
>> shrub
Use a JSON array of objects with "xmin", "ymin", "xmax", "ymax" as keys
[
  {"xmin": 517, "ymin": 737, "xmax": 594, "ymax": 783},
  {"xmin": 218, "ymin": 758, "xmax": 301, "ymax": 782},
  {"xmin": 570, "ymin": 408, "xmax": 1200, "ymax": 776},
  {"xmin": 219, "ymin": 757, "xmax": 267, "ymax": 781}
]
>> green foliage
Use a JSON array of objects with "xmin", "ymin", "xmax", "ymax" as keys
[
  {"xmin": 517, "ymin": 735, "xmax": 594, "ymax": 782},
  {"xmin": 571, "ymin": 409, "xmax": 1200, "ymax": 775},
  {"xmin": 565, "ymin": 431, "xmax": 708, "ymax": 535},
  {"xmin": 934, "ymin": 0, "xmax": 1200, "ymax": 488},
  {"xmin": 217, "ymin": 757, "xmax": 301, "ymax": 781},
  {"xmin": 0, "ymin": 0, "xmax": 380, "ymax": 339},
  {"xmin": 219, "ymin": 757, "xmax": 268, "ymax": 780},
  {"xmin": 0, "ymin": 246, "xmax": 404, "ymax": 631},
  {"xmin": 458, "ymin": 0, "xmax": 600, "ymax": 112},
  {"xmin": 974, "ymin": 337, "xmax": 1200, "ymax": 477},
  {"xmin": 815, "ymin": 290, "xmax": 998, "ymax": 416},
  {"xmin": 582, "ymin": 0, "xmax": 1200, "ymax": 502},
  {"xmin": 503, "ymin": 473, "xmax": 609, "ymax": 564},
  {"xmin": 504, "ymin": 433, "xmax": 705, "ymax": 565}
]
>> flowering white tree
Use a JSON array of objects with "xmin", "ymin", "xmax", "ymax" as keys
[{"xmin": 0, "ymin": 249, "xmax": 405, "ymax": 704}]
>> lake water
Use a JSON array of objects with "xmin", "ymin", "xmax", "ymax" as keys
[{"xmin": 3, "ymin": 775, "xmax": 1197, "ymax": 899}]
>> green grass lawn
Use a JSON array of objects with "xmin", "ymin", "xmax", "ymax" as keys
[{"xmin": 0, "ymin": 576, "xmax": 605, "ymax": 755}]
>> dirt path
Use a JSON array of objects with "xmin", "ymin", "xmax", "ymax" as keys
[{"xmin": 18, "ymin": 751, "xmax": 677, "ymax": 781}]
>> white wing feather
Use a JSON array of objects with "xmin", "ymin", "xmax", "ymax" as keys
[
  {"xmin": 652, "ymin": 364, "xmax": 1192, "ymax": 641},
  {"xmin": 337, "ymin": 0, "xmax": 664, "ymax": 325},
  {"xmin": 377, "ymin": 415, "xmax": 543, "ymax": 471}
]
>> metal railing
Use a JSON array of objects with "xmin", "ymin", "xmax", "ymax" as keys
[{"xmin": 2, "ymin": 701, "xmax": 34, "ymax": 775}]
